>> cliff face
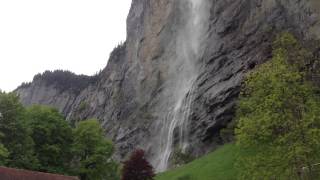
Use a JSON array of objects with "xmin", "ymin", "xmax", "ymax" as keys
[{"xmin": 16, "ymin": 0, "xmax": 320, "ymax": 171}]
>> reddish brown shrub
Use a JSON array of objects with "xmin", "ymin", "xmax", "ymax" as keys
[{"xmin": 121, "ymin": 149, "xmax": 155, "ymax": 180}]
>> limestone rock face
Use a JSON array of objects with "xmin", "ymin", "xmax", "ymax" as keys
[{"xmin": 16, "ymin": 0, "xmax": 320, "ymax": 171}]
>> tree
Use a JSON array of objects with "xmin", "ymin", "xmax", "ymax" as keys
[
  {"xmin": 0, "ymin": 98, "xmax": 9, "ymax": 165},
  {"xmin": 0, "ymin": 92, "xmax": 120, "ymax": 179},
  {"xmin": 0, "ymin": 92, "xmax": 38, "ymax": 169},
  {"xmin": 26, "ymin": 105, "xmax": 74, "ymax": 174},
  {"xmin": 32, "ymin": 70, "xmax": 98, "ymax": 94},
  {"xmin": 235, "ymin": 33, "xmax": 320, "ymax": 179},
  {"xmin": 0, "ymin": 142, "xmax": 9, "ymax": 165},
  {"xmin": 0, "ymin": 132, "xmax": 9, "ymax": 166},
  {"xmin": 122, "ymin": 149, "xmax": 155, "ymax": 180},
  {"xmin": 72, "ymin": 119, "xmax": 118, "ymax": 180}
]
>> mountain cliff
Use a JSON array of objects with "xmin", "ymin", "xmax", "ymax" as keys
[{"xmin": 16, "ymin": 0, "xmax": 320, "ymax": 172}]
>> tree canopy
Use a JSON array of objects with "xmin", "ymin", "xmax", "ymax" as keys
[
  {"xmin": 26, "ymin": 105, "xmax": 74, "ymax": 174},
  {"xmin": 31, "ymin": 70, "xmax": 99, "ymax": 94},
  {"xmin": 0, "ymin": 91, "xmax": 38, "ymax": 169},
  {"xmin": 0, "ymin": 92, "xmax": 119, "ymax": 179},
  {"xmin": 122, "ymin": 149, "xmax": 155, "ymax": 180},
  {"xmin": 72, "ymin": 119, "xmax": 118, "ymax": 180},
  {"xmin": 235, "ymin": 33, "xmax": 320, "ymax": 179}
]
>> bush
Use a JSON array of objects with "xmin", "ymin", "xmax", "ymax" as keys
[
  {"xmin": 172, "ymin": 149, "xmax": 194, "ymax": 166},
  {"xmin": 78, "ymin": 101, "xmax": 88, "ymax": 112},
  {"xmin": 220, "ymin": 120, "xmax": 236, "ymax": 143},
  {"xmin": 122, "ymin": 149, "xmax": 155, "ymax": 180}
]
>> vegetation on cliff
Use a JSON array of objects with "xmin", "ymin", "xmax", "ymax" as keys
[{"xmin": 18, "ymin": 70, "xmax": 99, "ymax": 94}]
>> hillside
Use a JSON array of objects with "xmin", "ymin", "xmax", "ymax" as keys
[{"xmin": 156, "ymin": 144, "xmax": 238, "ymax": 180}]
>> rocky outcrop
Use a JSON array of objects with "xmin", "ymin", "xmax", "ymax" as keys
[
  {"xmin": 17, "ymin": 70, "xmax": 97, "ymax": 115},
  {"xmin": 16, "ymin": 0, "xmax": 320, "ymax": 171}
]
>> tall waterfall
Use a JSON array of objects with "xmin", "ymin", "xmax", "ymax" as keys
[{"xmin": 155, "ymin": 0, "xmax": 210, "ymax": 172}]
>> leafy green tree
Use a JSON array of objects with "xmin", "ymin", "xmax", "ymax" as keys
[
  {"xmin": 72, "ymin": 119, "xmax": 118, "ymax": 180},
  {"xmin": 26, "ymin": 105, "xmax": 73, "ymax": 174},
  {"xmin": 0, "ymin": 91, "xmax": 38, "ymax": 169},
  {"xmin": 0, "ymin": 143, "xmax": 9, "ymax": 165},
  {"xmin": 0, "ymin": 132, "xmax": 9, "ymax": 165},
  {"xmin": 235, "ymin": 33, "xmax": 320, "ymax": 179},
  {"xmin": 0, "ymin": 95, "xmax": 9, "ymax": 165}
]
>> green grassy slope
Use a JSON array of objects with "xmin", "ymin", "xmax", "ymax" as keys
[{"xmin": 156, "ymin": 144, "xmax": 238, "ymax": 180}]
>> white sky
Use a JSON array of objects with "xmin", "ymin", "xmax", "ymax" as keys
[{"xmin": 0, "ymin": 0, "xmax": 132, "ymax": 92}]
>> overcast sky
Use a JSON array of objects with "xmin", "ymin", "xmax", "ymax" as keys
[{"xmin": 0, "ymin": 0, "xmax": 131, "ymax": 92}]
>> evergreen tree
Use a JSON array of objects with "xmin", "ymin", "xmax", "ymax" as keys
[{"xmin": 235, "ymin": 33, "xmax": 320, "ymax": 179}]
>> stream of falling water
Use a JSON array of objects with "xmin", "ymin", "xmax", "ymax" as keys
[{"xmin": 155, "ymin": 0, "xmax": 210, "ymax": 172}]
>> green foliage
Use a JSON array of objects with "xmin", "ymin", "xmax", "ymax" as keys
[
  {"xmin": 0, "ymin": 92, "xmax": 38, "ymax": 169},
  {"xmin": 33, "ymin": 70, "xmax": 99, "ymax": 94},
  {"xmin": 176, "ymin": 174, "xmax": 193, "ymax": 180},
  {"xmin": 0, "ymin": 130, "xmax": 9, "ymax": 165},
  {"xmin": 26, "ymin": 105, "xmax": 74, "ymax": 174},
  {"xmin": 172, "ymin": 149, "xmax": 194, "ymax": 166},
  {"xmin": 78, "ymin": 101, "xmax": 88, "ymax": 112},
  {"xmin": 72, "ymin": 119, "xmax": 118, "ymax": 180},
  {"xmin": 0, "ymin": 92, "xmax": 119, "ymax": 179},
  {"xmin": 156, "ymin": 144, "xmax": 238, "ymax": 180},
  {"xmin": 220, "ymin": 120, "xmax": 236, "ymax": 143},
  {"xmin": 235, "ymin": 33, "xmax": 320, "ymax": 179},
  {"xmin": 0, "ymin": 143, "xmax": 9, "ymax": 165}
]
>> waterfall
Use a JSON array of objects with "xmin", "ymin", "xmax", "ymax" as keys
[{"xmin": 154, "ymin": 0, "xmax": 210, "ymax": 172}]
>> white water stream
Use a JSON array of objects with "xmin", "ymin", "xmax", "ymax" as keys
[{"xmin": 155, "ymin": 0, "xmax": 210, "ymax": 172}]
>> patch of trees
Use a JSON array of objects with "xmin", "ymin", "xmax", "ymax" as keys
[
  {"xmin": 98, "ymin": 42, "xmax": 126, "ymax": 77},
  {"xmin": 235, "ymin": 33, "xmax": 320, "ymax": 179},
  {"xmin": 32, "ymin": 70, "xmax": 99, "ymax": 94},
  {"xmin": 17, "ymin": 82, "xmax": 32, "ymax": 89},
  {"xmin": 109, "ymin": 42, "xmax": 126, "ymax": 62},
  {"xmin": 18, "ymin": 41, "xmax": 127, "ymax": 94},
  {"xmin": 0, "ymin": 91, "xmax": 155, "ymax": 180},
  {"xmin": 0, "ymin": 92, "xmax": 118, "ymax": 179}
]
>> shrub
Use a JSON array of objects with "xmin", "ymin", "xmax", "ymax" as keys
[
  {"xmin": 172, "ymin": 149, "xmax": 194, "ymax": 166},
  {"xmin": 122, "ymin": 149, "xmax": 155, "ymax": 180}
]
